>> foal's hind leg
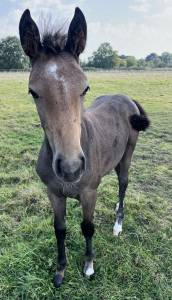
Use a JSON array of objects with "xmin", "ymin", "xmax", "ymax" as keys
[
  {"xmin": 113, "ymin": 141, "xmax": 136, "ymax": 236},
  {"xmin": 80, "ymin": 189, "xmax": 97, "ymax": 278}
]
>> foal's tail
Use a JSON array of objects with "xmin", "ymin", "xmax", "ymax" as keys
[{"xmin": 130, "ymin": 100, "xmax": 150, "ymax": 131}]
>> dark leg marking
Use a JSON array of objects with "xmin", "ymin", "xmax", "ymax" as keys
[
  {"xmin": 54, "ymin": 221, "xmax": 67, "ymax": 271},
  {"xmin": 81, "ymin": 219, "xmax": 95, "ymax": 277},
  {"xmin": 53, "ymin": 222, "xmax": 66, "ymax": 288},
  {"xmin": 48, "ymin": 190, "xmax": 66, "ymax": 288},
  {"xmin": 80, "ymin": 189, "xmax": 97, "ymax": 277},
  {"xmin": 81, "ymin": 220, "xmax": 95, "ymax": 259}
]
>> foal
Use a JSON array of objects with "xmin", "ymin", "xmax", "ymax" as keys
[{"xmin": 19, "ymin": 8, "xmax": 150, "ymax": 287}]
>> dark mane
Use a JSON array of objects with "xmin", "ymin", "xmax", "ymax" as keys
[{"xmin": 41, "ymin": 29, "xmax": 67, "ymax": 55}]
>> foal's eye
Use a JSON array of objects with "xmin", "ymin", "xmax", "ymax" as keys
[
  {"xmin": 29, "ymin": 89, "xmax": 39, "ymax": 99},
  {"xmin": 81, "ymin": 86, "xmax": 90, "ymax": 97}
]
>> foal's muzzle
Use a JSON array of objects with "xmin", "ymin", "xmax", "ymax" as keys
[{"xmin": 55, "ymin": 154, "xmax": 86, "ymax": 182}]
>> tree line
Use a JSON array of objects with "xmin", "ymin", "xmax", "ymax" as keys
[
  {"xmin": 82, "ymin": 43, "xmax": 172, "ymax": 70},
  {"xmin": 0, "ymin": 36, "xmax": 172, "ymax": 70}
]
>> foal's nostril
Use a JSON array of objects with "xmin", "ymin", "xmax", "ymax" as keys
[
  {"xmin": 56, "ymin": 157, "xmax": 63, "ymax": 176},
  {"xmin": 80, "ymin": 154, "xmax": 86, "ymax": 171}
]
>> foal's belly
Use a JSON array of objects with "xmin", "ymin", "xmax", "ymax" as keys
[
  {"xmin": 98, "ymin": 130, "xmax": 129, "ymax": 177},
  {"xmin": 101, "ymin": 144, "xmax": 127, "ymax": 177}
]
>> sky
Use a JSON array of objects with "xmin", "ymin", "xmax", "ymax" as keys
[{"xmin": 0, "ymin": 0, "xmax": 172, "ymax": 60}]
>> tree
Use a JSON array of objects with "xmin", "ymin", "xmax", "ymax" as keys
[
  {"xmin": 137, "ymin": 58, "xmax": 147, "ymax": 69},
  {"xmin": 119, "ymin": 55, "xmax": 127, "ymax": 59},
  {"xmin": 88, "ymin": 42, "xmax": 115, "ymax": 69},
  {"xmin": 126, "ymin": 56, "xmax": 137, "ymax": 68},
  {"xmin": 0, "ymin": 36, "xmax": 29, "ymax": 70},
  {"xmin": 145, "ymin": 52, "xmax": 163, "ymax": 68},
  {"xmin": 145, "ymin": 52, "xmax": 159, "ymax": 62},
  {"xmin": 161, "ymin": 52, "xmax": 172, "ymax": 66},
  {"xmin": 113, "ymin": 51, "xmax": 121, "ymax": 68},
  {"xmin": 119, "ymin": 58, "xmax": 127, "ymax": 68}
]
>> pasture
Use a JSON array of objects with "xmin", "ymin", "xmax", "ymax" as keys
[{"xmin": 0, "ymin": 71, "xmax": 172, "ymax": 300}]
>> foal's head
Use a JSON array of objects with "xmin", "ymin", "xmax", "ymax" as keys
[{"xmin": 19, "ymin": 8, "xmax": 89, "ymax": 183}]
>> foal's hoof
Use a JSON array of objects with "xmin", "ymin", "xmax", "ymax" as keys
[
  {"xmin": 53, "ymin": 273, "xmax": 64, "ymax": 288},
  {"xmin": 83, "ymin": 270, "xmax": 95, "ymax": 280},
  {"xmin": 83, "ymin": 261, "xmax": 95, "ymax": 279},
  {"xmin": 84, "ymin": 272, "xmax": 95, "ymax": 280}
]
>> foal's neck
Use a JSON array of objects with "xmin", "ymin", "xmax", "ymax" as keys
[{"xmin": 81, "ymin": 112, "xmax": 93, "ymax": 159}]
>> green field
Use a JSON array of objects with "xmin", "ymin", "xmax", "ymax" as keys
[{"xmin": 0, "ymin": 71, "xmax": 172, "ymax": 300}]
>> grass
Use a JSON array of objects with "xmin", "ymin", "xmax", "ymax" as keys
[{"xmin": 0, "ymin": 71, "xmax": 172, "ymax": 300}]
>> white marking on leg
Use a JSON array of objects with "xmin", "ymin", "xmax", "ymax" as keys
[
  {"xmin": 116, "ymin": 202, "xmax": 124, "ymax": 212},
  {"xmin": 84, "ymin": 260, "xmax": 94, "ymax": 277},
  {"xmin": 113, "ymin": 220, "xmax": 122, "ymax": 236},
  {"xmin": 116, "ymin": 202, "xmax": 119, "ymax": 212}
]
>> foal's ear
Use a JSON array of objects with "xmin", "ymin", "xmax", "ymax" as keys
[
  {"xmin": 19, "ymin": 9, "xmax": 42, "ymax": 59},
  {"xmin": 65, "ymin": 7, "xmax": 87, "ymax": 60}
]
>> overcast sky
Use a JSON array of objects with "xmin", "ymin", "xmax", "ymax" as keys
[{"xmin": 0, "ymin": 0, "xmax": 172, "ymax": 60}]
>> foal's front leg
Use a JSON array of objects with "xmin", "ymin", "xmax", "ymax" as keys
[
  {"xmin": 48, "ymin": 190, "xmax": 66, "ymax": 288},
  {"xmin": 80, "ymin": 189, "xmax": 97, "ymax": 278}
]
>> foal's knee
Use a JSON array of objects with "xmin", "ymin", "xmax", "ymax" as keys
[
  {"xmin": 81, "ymin": 220, "xmax": 95, "ymax": 238},
  {"xmin": 119, "ymin": 176, "xmax": 128, "ymax": 189},
  {"xmin": 54, "ymin": 225, "xmax": 66, "ymax": 241}
]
